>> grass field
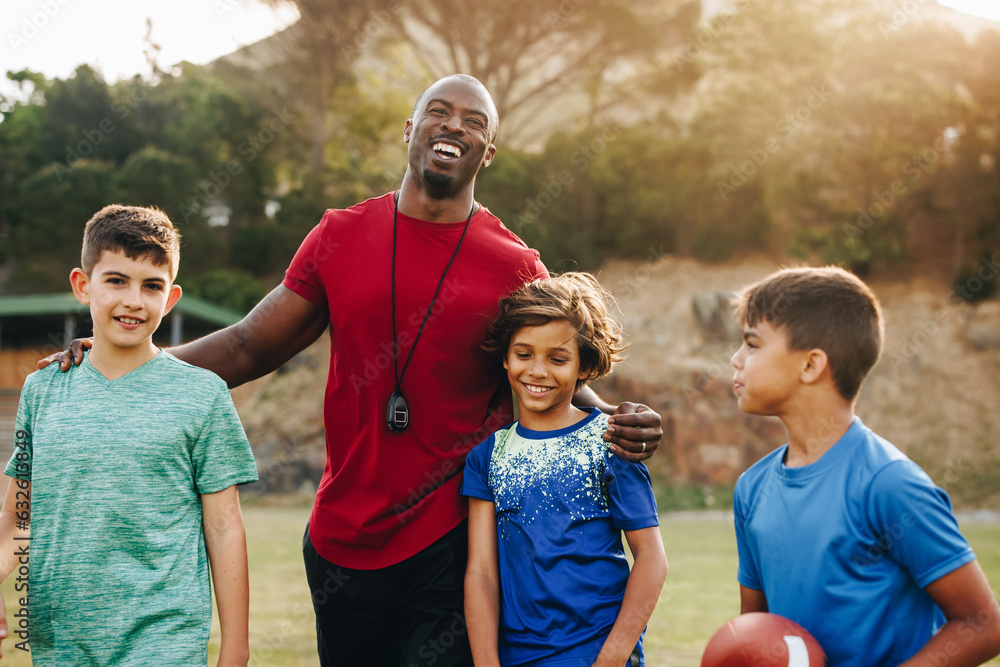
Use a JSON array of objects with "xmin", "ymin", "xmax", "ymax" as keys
[{"xmin": 3, "ymin": 502, "xmax": 1000, "ymax": 665}]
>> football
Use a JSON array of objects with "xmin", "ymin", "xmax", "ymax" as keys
[{"xmin": 701, "ymin": 612, "xmax": 829, "ymax": 667}]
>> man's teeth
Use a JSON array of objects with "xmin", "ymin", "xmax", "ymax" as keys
[{"xmin": 433, "ymin": 143, "xmax": 462, "ymax": 158}]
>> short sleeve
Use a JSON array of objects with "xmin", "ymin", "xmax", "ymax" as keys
[
  {"xmin": 867, "ymin": 460, "xmax": 974, "ymax": 588},
  {"xmin": 4, "ymin": 377, "xmax": 35, "ymax": 481},
  {"xmin": 733, "ymin": 478, "xmax": 762, "ymax": 590},
  {"xmin": 191, "ymin": 388, "xmax": 258, "ymax": 494},
  {"xmin": 459, "ymin": 434, "xmax": 496, "ymax": 502},
  {"xmin": 604, "ymin": 454, "xmax": 658, "ymax": 531},
  {"xmin": 282, "ymin": 211, "xmax": 334, "ymax": 308}
]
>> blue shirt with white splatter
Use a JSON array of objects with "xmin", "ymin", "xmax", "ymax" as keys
[{"xmin": 461, "ymin": 407, "xmax": 659, "ymax": 666}]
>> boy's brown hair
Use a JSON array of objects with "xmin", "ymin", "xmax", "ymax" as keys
[
  {"xmin": 483, "ymin": 272, "xmax": 627, "ymax": 391},
  {"xmin": 735, "ymin": 266, "xmax": 884, "ymax": 402},
  {"xmin": 81, "ymin": 205, "xmax": 181, "ymax": 279}
]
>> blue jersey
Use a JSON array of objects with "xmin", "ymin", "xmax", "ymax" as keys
[
  {"xmin": 461, "ymin": 408, "xmax": 659, "ymax": 667},
  {"xmin": 734, "ymin": 418, "xmax": 974, "ymax": 667}
]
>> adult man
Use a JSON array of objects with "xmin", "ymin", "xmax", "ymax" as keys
[{"xmin": 50, "ymin": 74, "xmax": 662, "ymax": 666}]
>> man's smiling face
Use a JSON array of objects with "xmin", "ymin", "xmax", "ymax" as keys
[{"xmin": 404, "ymin": 77, "xmax": 497, "ymax": 197}]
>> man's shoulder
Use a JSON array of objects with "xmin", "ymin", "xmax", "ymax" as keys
[
  {"xmin": 301, "ymin": 193, "xmax": 392, "ymax": 240},
  {"xmin": 323, "ymin": 192, "xmax": 392, "ymax": 222},
  {"xmin": 476, "ymin": 205, "xmax": 535, "ymax": 251}
]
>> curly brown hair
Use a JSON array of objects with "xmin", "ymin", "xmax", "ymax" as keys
[{"xmin": 483, "ymin": 272, "xmax": 627, "ymax": 392}]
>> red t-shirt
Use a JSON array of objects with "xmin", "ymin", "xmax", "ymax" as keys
[{"xmin": 283, "ymin": 192, "xmax": 547, "ymax": 569}]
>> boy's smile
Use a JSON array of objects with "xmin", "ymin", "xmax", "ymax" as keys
[
  {"xmin": 504, "ymin": 320, "xmax": 589, "ymax": 431},
  {"xmin": 70, "ymin": 249, "xmax": 181, "ymax": 377}
]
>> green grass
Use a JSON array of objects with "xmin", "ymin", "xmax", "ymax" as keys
[
  {"xmin": 644, "ymin": 514, "xmax": 741, "ymax": 666},
  {"xmin": 3, "ymin": 505, "xmax": 1000, "ymax": 665}
]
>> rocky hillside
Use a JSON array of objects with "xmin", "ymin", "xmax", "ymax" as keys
[{"xmin": 237, "ymin": 254, "xmax": 1000, "ymax": 508}]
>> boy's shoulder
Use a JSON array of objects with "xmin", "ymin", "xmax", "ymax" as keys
[
  {"xmin": 477, "ymin": 421, "xmax": 514, "ymax": 458},
  {"xmin": 18, "ymin": 359, "xmax": 83, "ymax": 400},
  {"xmin": 736, "ymin": 419, "xmax": 919, "ymax": 498},
  {"xmin": 736, "ymin": 445, "xmax": 786, "ymax": 490},
  {"xmin": 154, "ymin": 351, "xmax": 230, "ymax": 390}
]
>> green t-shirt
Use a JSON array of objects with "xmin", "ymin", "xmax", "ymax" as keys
[{"xmin": 4, "ymin": 350, "xmax": 258, "ymax": 666}]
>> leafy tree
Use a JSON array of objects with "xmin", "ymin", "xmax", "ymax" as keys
[
  {"xmin": 0, "ymin": 71, "xmax": 46, "ymax": 245},
  {"xmin": 930, "ymin": 29, "xmax": 1000, "ymax": 283},
  {"xmin": 689, "ymin": 0, "xmax": 985, "ymax": 273},
  {"xmin": 254, "ymin": 0, "xmax": 393, "ymax": 175},
  {"xmin": 112, "ymin": 146, "xmax": 198, "ymax": 216},
  {"xmin": 181, "ymin": 268, "xmax": 268, "ymax": 314},
  {"xmin": 7, "ymin": 160, "xmax": 115, "ymax": 292},
  {"xmin": 393, "ymin": 0, "xmax": 702, "ymax": 144}
]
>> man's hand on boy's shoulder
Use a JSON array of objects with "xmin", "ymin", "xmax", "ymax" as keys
[
  {"xmin": 37, "ymin": 337, "xmax": 92, "ymax": 371},
  {"xmin": 605, "ymin": 402, "xmax": 662, "ymax": 463}
]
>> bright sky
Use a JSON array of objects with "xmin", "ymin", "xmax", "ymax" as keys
[
  {"xmin": 1, "ymin": 0, "xmax": 299, "ymax": 92},
  {"xmin": 0, "ymin": 0, "xmax": 997, "ymax": 96},
  {"xmin": 939, "ymin": 0, "xmax": 1000, "ymax": 21}
]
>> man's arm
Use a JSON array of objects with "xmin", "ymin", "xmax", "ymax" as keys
[
  {"xmin": 0, "ymin": 477, "xmax": 31, "ymax": 658},
  {"xmin": 465, "ymin": 498, "xmax": 502, "ymax": 667},
  {"xmin": 203, "ymin": 485, "xmax": 251, "ymax": 667},
  {"xmin": 172, "ymin": 285, "xmax": 329, "ymax": 387},
  {"xmin": 591, "ymin": 526, "xmax": 667, "ymax": 667},
  {"xmin": 897, "ymin": 561, "xmax": 1000, "ymax": 667},
  {"xmin": 573, "ymin": 386, "xmax": 664, "ymax": 462},
  {"xmin": 739, "ymin": 585, "xmax": 768, "ymax": 614},
  {"xmin": 44, "ymin": 285, "xmax": 329, "ymax": 389}
]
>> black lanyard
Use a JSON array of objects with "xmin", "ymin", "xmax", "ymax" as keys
[{"xmin": 386, "ymin": 193, "xmax": 474, "ymax": 432}]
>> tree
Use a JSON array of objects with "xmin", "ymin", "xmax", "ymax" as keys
[
  {"xmin": 254, "ymin": 0, "xmax": 393, "ymax": 174},
  {"xmin": 7, "ymin": 160, "xmax": 115, "ymax": 292},
  {"xmin": 688, "ymin": 0, "xmax": 988, "ymax": 274},
  {"xmin": 931, "ymin": 28, "xmax": 1000, "ymax": 289},
  {"xmin": 0, "ymin": 70, "xmax": 46, "ymax": 245},
  {"xmin": 393, "ymin": 0, "xmax": 702, "ymax": 145}
]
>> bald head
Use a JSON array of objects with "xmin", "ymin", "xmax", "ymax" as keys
[{"xmin": 412, "ymin": 74, "xmax": 500, "ymax": 143}]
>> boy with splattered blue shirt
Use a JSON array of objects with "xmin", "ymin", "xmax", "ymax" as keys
[{"xmin": 461, "ymin": 272, "xmax": 667, "ymax": 667}]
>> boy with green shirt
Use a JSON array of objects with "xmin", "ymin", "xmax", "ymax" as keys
[{"xmin": 0, "ymin": 205, "xmax": 259, "ymax": 665}]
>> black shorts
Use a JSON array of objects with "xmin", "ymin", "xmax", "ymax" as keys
[{"xmin": 302, "ymin": 522, "xmax": 473, "ymax": 667}]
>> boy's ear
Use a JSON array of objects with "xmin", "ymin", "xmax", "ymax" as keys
[
  {"xmin": 69, "ymin": 268, "xmax": 90, "ymax": 305},
  {"xmin": 163, "ymin": 284, "xmax": 183, "ymax": 316},
  {"xmin": 800, "ymin": 348, "xmax": 829, "ymax": 385}
]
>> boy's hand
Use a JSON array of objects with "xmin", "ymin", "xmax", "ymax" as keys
[
  {"xmin": 0, "ymin": 589, "xmax": 8, "ymax": 658},
  {"xmin": 37, "ymin": 337, "xmax": 92, "ymax": 371},
  {"xmin": 605, "ymin": 402, "xmax": 663, "ymax": 462}
]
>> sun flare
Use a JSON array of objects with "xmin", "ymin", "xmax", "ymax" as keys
[{"xmin": 938, "ymin": 0, "xmax": 1000, "ymax": 21}]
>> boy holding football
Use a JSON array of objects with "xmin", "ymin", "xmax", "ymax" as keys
[{"xmin": 730, "ymin": 266, "xmax": 1000, "ymax": 667}]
